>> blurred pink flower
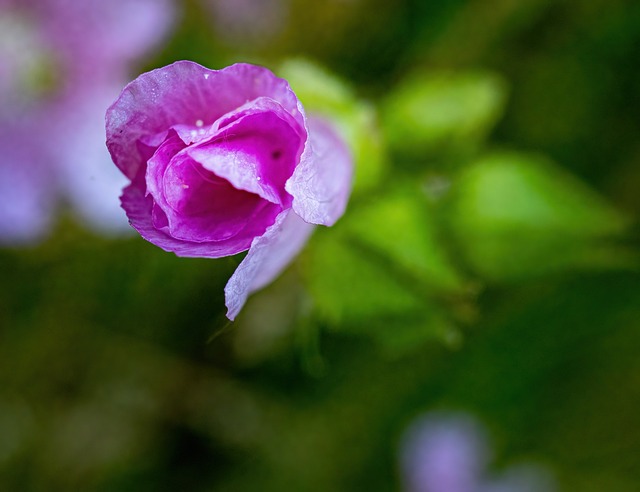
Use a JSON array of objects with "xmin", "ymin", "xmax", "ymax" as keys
[
  {"xmin": 106, "ymin": 61, "xmax": 352, "ymax": 319},
  {"xmin": 0, "ymin": 0, "xmax": 175, "ymax": 244},
  {"xmin": 400, "ymin": 413, "xmax": 555, "ymax": 492}
]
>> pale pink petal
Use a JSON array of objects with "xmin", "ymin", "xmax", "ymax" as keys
[
  {"xmin": 285, "ymin": 116, "xmax": 353, "ymax": 226},
  {"xmin": 224, "ymin": 210, "xmax": 315, "ymax": 320},
  {"xmin": 106, "ymin": 61, "xmax": 305, "ymax": 180}
]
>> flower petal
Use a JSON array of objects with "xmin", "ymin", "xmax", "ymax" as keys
[
  {"xmin": 106, "ymin": 61, "xmax": 305, "ymax": 180},
  {"xmin": 187, "ymin": 97, "xmax": 305, "ymax": 206},
  {"xmin": 285, "ymin": 116, "xmax": 353, "ymax": 226},
  {"xmin": 162, "ymin": 154, "xmax": 280, "ymax": 243},
  {"xmin": 146, "ymin": 131, "xmax": 281, "ymax": 244},
  {"xmin": 121, "ymin": 177, "xmax": 275, "ymax": 258},
  {"xmin": 224, "ymin": 210, "xmax": 315, "ymax": 320}
]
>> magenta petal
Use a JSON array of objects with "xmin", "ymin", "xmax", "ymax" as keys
[
  {"xmin": 144, "ymin": 130, "xmax": 185, "ymax": 211},
  {"xmin": 187, "ymin": 98, "xmax": 304, "ymax": 206},
  {"xmin": 122, "ymin": 179, "xmax": 269, "ymax": 258},
  {"xmin": 106, "ymin": 61, "xmax": 304, "ymax": 180},
  {"xmin": 224, "ymin": 210, "xmax": 315, "ymax": 320},
  {"xmin": 146, "ymin": 133, "xmax": 281, "ymax": 243},
  {"xmin": 162, "ymin": 154, "xmax": 279, "ymax": 242},
  {"xmin": 285, "ymin": 116, "xmax": 353, "ymax": 226}
]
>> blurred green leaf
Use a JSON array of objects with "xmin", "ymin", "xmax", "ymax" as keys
[
  {"xmin": 343, "ymin": 184, "xmax": 465, "ymax": 293},
  {"xmin": 363, "ymin": 309, "xmax": 462, "ymax": 356},
  {"xmin": 381, "ymin": 70, "xmax": 507, "ymax": 157},
  {"xmin": 303, "ymin": 231, "xmax": 421, "ymax": 325},
  {"xmin": 447, "ymin": 151, "xmax": 632, "ymax": 281},
  {"xmin": 302, "ymin": 228, "xmax": 463, "ymax": 353},
  {"xmin": 279, "ymin": 58, "xmax": 386, "ymax": 193}
]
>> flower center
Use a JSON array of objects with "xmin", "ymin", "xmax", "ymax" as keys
[{"xmin": 158, "ymin": 153, "xmax": 279, "ymax": 243}]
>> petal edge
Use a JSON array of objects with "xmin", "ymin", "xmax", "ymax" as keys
[
  {"xmin": 225, "ymin": 210, "xmax": 315, "ymax": 320},
  {"xmin": 285, "ymin": 116, "xmax": 353, "ymax": 226}
]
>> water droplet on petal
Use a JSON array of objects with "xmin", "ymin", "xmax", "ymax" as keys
[
  {"xmin": 195, "ymin": 119, "xmax": 203, "ymax": 127},
  {"xmin": 204, "ymin": 73, "xmax": 210, "ymax": 80}
]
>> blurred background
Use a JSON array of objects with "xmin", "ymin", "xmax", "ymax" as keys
[{"xmin": 1, "ymin": 0, "xmax": 640, "ymax": 490}]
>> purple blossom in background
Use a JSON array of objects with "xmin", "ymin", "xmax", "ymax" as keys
[
  {"xmin": 106, "ymin": 61, "xmax": 352, "ymax": 319},
  {"xmin": 400, "ymin": 413, "xmax": 556, "ymax": 492},
  {"xmin": 0, "ymin": 0, "xmax": 175, "ymax": 244},
  {"xmin": 0, "ymin": 129, "xmax": 53, "ymax": 243}
]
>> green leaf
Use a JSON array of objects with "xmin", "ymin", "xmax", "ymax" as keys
[
  {"xmin": 362, "ymin": 309, "xmax": 462, "ymax": 356},
  {"xmin": 302, "ymin": 231, "xmax": 422, "ymax": 325},
  {"xmin": 343, "ymin": 184, "xmax": 465, "ymax": 293},
  {"xmin": 381, "ymin": 70, "xmax": 507, "ymax": 157},
  {"xmin": 448, "ymin": 151, "xmax": 631, "ymax": 281},
  {"xmin": 302, "ymin": 228, "xmax": 464, "ymax": 353},
  {"xmin": 279, "ymin": 58, "xmax": 386, "ymax": 193}
]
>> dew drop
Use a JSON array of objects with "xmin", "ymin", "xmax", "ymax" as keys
[
  {"xmin": 195, "ymin": 119, "xmax": 203, "ymax": 127},
  {"xmin": 204, "ymin": 73, "xmax": 210, "ymax": 80}
]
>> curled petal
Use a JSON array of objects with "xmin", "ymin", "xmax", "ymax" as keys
[
  {"xmin": 225, "ymin": 210, "xmax": 315, "ymax": 320},
  {"xmin": 145, "ymin": 131, "xmax": 282, "ymax": 244},
  {"xmin": 285, "ymin": 116, "xmax": 353, "ymax": 226},
  {"xmin": 187, "ymin": 97, "xmax": 304, "ymax": 206},
  {"xmin": 106, "ymin": 61, "xmax": 305, "ymax": 180},
  {"xmin": 144, "ymin": 131, "xmax": 187, "ymax": 203},
  {"xmin": 121, "ymin": 178, "xmax": 274, "ymax": 258}
]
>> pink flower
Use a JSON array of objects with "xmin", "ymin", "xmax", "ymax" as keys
[
  {"xmin": 0, "ymin": 0, "xmax": 175, "ymax": 244},
  {"xmin": 106, "ymin": 61, "xmax": 353, "ymax": 319}
]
